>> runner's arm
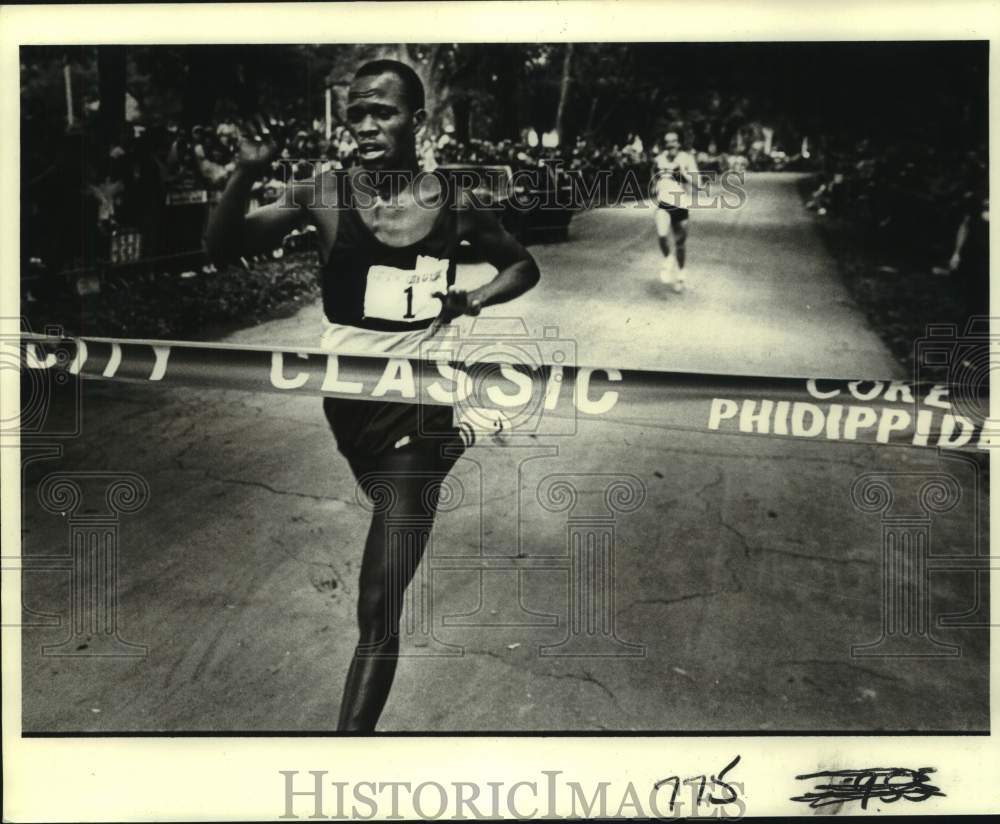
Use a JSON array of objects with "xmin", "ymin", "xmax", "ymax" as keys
[
  {"xmin": 464, "ymin": 205, "xmax": 540, "ymax": 308},
  {"xmin": 205, "ymin": 169, "xmax": 309, "ymax": 264},
  {"xmin": 678, "ymin": 153, "xmax": 700, "ymax": 189},
  {"xmin": 950, "ymin": 214, "xmax": 970, "ymax": 271},
  {"xmin": 430, "ymin": 205, "xmax": 540, "ymax": 330}
]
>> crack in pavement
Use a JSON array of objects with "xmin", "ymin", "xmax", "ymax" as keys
[
  {"xmin": 698, "ymin": 468, "xmax": 875, "ymax": 571},
  {"xmin": 465, "ymin": 648, "xmax": 625, "ymax": 713},
  {"xmin": 627, "ymin": 589, "xmax": 739, "ymax": 610},
  {"xmin": 718, "ymin": 516, "xmax": 753, "ymax": 558},
  {"xmin": 467, "ymin": 648, "xmax": 509, "ymax": 664},
  {"xmin": 271, "ymin": 534, "xmax": 349, "ymax": 592},
  {"xmin": 696, "ymin": 469, "xmax": 753, "ymax": 592},
  {"xmin": 696, "ymin": 468, "xmax": 725, "ymax": 500},
  {"xmin": 114, "ymin": 407, "xmax": 157, "ymax": 424},
  {"xmin": 444, "ymin": 487, "xmax": 519, "ymax": 512},
  {"xmin": 780, "ymin": 659, "xmax": 902, "ymax": 683},
  {"xmin": 583, "ymin": 423, "xmax": 878, "ymax": 470},
  {"xmin": 750, "ymin": 545, "xmax": 876, "ymax": 567},
  {"xmin": 700, "ymin": 469, "xmax": 755, "ymax": 560},
  {"xmin": 547, "ymin": 668, "xmax": 622, "ymax": 710},
  {"xmin": 173, "ymin": 430, "xmax": 211, "ymax": 469},
  {"xmin": 722, "ymin": 555, "xmax": 748, "ymax": 593},
  {"xmin": 203, "ymin": 470, "xmax": 354, "ymax": 505},
  {"xmin": 161, "ymin": 416, "xmax": 199, "ymax": 442}
]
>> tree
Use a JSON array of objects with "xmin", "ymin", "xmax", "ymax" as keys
[
  {"xmin": 97, "ymin": 46, "xmax": 127, "ymax": 149},
  {"xmin": 554, "ymin": 43, "xmax": 574, "ymax": 145}
]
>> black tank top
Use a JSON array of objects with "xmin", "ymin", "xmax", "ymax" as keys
[{"xmin": 322, "ymin": 171, "xmax": 459, "ymax": 332}]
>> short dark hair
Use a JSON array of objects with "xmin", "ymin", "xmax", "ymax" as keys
[{"xmin": 353, "ymin": 59, "xmax": 425, "ymax": 113}]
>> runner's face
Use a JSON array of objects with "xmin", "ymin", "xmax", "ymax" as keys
[
  {"xmin": 664, "ymin": 133, "xmax": 680, "ymax": 158},
  {"xmin": 346, "ymin": 73, "xmax": 420, "ymax": 170}
]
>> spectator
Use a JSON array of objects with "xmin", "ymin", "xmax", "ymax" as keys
[{"xmin": 949, "ymin": 190, "xmax": 989, "ymax": 323}]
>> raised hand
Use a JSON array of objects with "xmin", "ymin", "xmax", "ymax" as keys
[{"xmin": 236, "ymin": 116, "xmax": 279, "ymax": 173}]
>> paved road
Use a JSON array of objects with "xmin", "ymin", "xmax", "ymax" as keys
[{"xmin": 21, "ymin": 173, "xmax": 987, "ymax": 732}]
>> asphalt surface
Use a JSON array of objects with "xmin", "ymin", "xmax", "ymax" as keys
[{"xmin": 21, "ymin": 172, "xmax": 988, "ymax": 732}]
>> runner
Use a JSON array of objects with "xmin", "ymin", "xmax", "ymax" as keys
[
  {"xmin": 653, "ymin": 130, "xmax": 699, "ymax": 292},
  {"xmin": 206, "ymin": 59, "xmax": 541, "ymax": 732}
]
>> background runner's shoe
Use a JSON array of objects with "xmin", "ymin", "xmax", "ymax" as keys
[
  {"xmin": 658, "ymin": 257, "xmax": 676, "ymax": 284},
  {"xmin": 672, "ymin": 272, "xmax": 686, "ymax": 293}
]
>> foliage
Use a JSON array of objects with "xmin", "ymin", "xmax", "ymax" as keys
[
  {"xmin": 22, "ymin": 42, "xmax": 986, "ymax": 156},
  {"xmin": 24, "ymin": 252, "xmax": 322, "ymax": 340}
]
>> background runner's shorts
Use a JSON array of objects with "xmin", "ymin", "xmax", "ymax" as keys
[{"xmin": 657, "ymin": 202, "xmax": 690, "ymax": 223}]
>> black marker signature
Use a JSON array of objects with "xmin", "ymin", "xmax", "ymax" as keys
[{"xmin": 791, "ymin": 766, "xmax": 944, "ymax": 810}]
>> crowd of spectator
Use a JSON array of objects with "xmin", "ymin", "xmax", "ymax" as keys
[
  {"xmin": 21, "ymin": 100, "xmax": 838, "ymax": 276},
  {"xmin": 160, "ymin": 117, "xmax": 804, "ymax": 200},
  {"xmin": 804, "ymin": 137, "xmax": 988, "ymax": 322},
  {"xmin": 163, "ymin": 114, "xmax": 983, "ymax": 314},
  {"xmin": 804, "ymin": 139, "xmax": 987, "ymax": 258},
  {"xmin": 26, "ymin": 116, "xmax": 670, "ymax": 269}
]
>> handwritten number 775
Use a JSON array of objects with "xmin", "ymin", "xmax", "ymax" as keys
[{"xmin": 655, "ymin": 755, "xmax": 741, "ymax": 811}]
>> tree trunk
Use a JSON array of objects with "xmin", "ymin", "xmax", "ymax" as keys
[
  {"xmin": 236, "ymin": 46, "xmax": 261, "ymax": 120},
  {"xmin": 583, "ymin": 95, "xmax": 598, "ymax": 138},
  {"xmin": 419, "ymin": 43, "xmax": 443, "ymax": 125},
  {"xmin": 554, "ymin": 43, "xmax": 574, "ymax": 145},
  {"xmin": 452, "ymin": 95, "xmax": 471, "ymax": 144},
  {"xmin": 97, "ymin": 46, "xmax": 127, "ymax": 149},
  {"xmin": 181, "ymin": 46, "xmax": 217, "ymax": 127},
  {"xmin": 494, "ymin": 46, "xmax": 522, "ymax": 141}
]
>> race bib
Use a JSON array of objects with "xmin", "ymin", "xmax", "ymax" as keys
[{"xmin": 363, "ymin": 255, "xmax": 449, "ymax": 323}]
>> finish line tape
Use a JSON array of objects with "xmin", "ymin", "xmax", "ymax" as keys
[{"xmin": 19, "ymin": 333, "xmax": 993, "ymax": 452}]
